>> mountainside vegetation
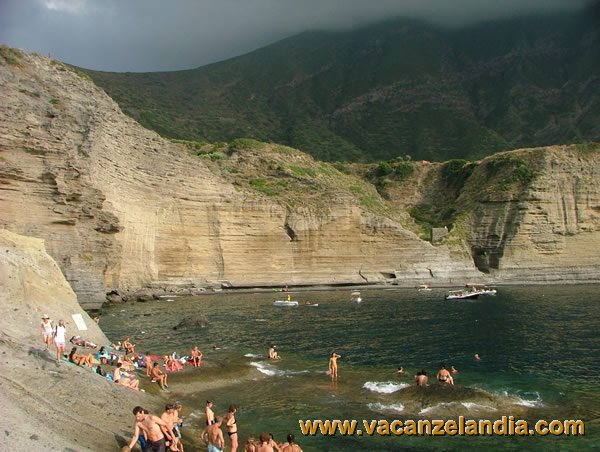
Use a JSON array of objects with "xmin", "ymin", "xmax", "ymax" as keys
[{"xmin": 83, "ymin": 7, "xmax": 600, "ymax": 163}]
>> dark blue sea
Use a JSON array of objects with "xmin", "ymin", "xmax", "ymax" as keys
[{"xmin": 100, "ymin": 285, "xmax": 600, "ymax": 450}]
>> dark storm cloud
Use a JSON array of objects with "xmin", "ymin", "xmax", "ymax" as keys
[{"xmin": 0, "ymin": 0, "xmax": 592, "ymax": 72}]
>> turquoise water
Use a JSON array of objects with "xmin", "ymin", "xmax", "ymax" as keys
[{"xmin": 99, "ymin": 285, "xmax": 600, "ymax": 450}]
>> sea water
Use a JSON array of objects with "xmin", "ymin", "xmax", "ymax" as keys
[{"xmin": 99, "ymin": 285, "xmax": 600, "ymax": 450}]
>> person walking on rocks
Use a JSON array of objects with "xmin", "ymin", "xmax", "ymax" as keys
[
  {"xmin": 40, "ymin": 314, "xmax": 53, "ymax": 352},
  {"xmin": 126, "ymin": 406, "xmax": 174, "ymax": 452},
  {"xmin": 201, "ymin": 416, "xmax": 225, "ymax": 452},
  {"xmin": 53, "ymin": 319, "xmax": 66, "ymax": 365}
]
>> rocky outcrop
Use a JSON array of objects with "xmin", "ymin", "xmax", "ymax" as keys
[
  {"xmin": 0, "ymin": 229, "xmax": 161, "ymax": 451},
  {"xmin": 463, "ymin": 147, "xmax": 600, "ymax": 282},
  {"xmin": 0, "ymin": 52, "xmax": 481, "ymax": 307},
  {"xmin": 1, "ymin": 51, "xmax": 599, "ymax": 308}
]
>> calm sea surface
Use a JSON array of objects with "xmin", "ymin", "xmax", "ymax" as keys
[{"xmin": 99, "ymin": 285, "xmax": 600, "ymax": 451}]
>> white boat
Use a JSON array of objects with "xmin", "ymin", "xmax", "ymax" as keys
[
  {"xmin": 466, "ymin": 284, "xmax": 497, "ymax": 296},
  {"xmin": 351, "ymin": 291, "xmax": 362, "ymax": 303},
  {"xmin": 418, "ymin": 284, "xmax": 432, "ymax": 292},
  {"xmin": 445, "ymin": 289, "xmax": 480, "ymax": 300},
  {"xmin": 272, "ymin": 300, "xmax": 299, "ymax": 307},
  {"xmin": 303, "ymin": 302, "xmax": 319, "ymax": 307},
  {"xmin": 445, "ymin": 284, "xmax": 497, "ymax": 300}
]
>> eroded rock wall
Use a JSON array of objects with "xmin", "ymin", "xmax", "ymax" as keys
[
  {"xmin": 1, "ymin": 52, "xmax": 481, "ymax": 307},
  {"xmin": 463, "ymin": 147, "xmax": 600, "ymax": 282}
]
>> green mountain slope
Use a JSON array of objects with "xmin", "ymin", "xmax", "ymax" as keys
[{"xmin": 83, "ymin": 9, "xmax": 600, "ymax": 162}]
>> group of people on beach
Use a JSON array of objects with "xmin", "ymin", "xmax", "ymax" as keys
[
  {"xmin": 205, "ymin": 401, "xmax": 298, "ymax": 451},
  {"xmin": 39, "ymin": 313, "xmax": 212, "ymax": 395},
  {"xmin": 123, "ymin": 400, "xmax": 302, "ymax": 452}
]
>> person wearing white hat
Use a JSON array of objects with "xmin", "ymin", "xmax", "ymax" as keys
[{"xmin": 40, "ymin": 314, "xmax": 53, "ymax": 352}]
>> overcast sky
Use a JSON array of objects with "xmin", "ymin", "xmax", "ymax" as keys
[{"xmin": 0, "ymin": 0, "xmax": 592, "ymax": 72}]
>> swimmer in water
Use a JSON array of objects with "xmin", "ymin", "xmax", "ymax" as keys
[{"xmin": 437, "ymin": 364, "xmax": 454, "ymax": 385}]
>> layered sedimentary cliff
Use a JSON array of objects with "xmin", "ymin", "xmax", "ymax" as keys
[
  {"xmin": 462, "ymin": 147, "xmax": 600, "ymax": 282},
  {"xmin": 1, "ymin": 50, "xmax": 598, "ymax": 308}
]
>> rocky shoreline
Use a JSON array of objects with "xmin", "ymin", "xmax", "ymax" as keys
[{"xmin": 0, "ymin": 230, "xmax": 168, "ymax": 451}]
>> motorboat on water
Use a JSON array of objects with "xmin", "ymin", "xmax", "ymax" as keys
[
  {"xmin": 418, "ymin": 284, "xmax": 432, "ymax": 292},
  {"xmin": 445, "ymin": 289, "xmax": 480, "ymax": 300},
  {"xmin": 445, "ymin": 284, "xmax": 497, "ymax": 300},
  {"xmin": 466, "ymin": 283, "xmax": 497, "ymax": 296},
  {"xmin": 303, "ymin": 302, "xmax": 319, "ymax": 307},
  {"xmin": 272, "ymin": 300, "xmax": 299, "ymax": 307},
  {"xmin": 351, "ymin": 291, "xmax": 362, "ymax": 303}
]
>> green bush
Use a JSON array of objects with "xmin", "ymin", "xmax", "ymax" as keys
[
  {"xmin": 249, "ymin": 178, "xmax": 279, "ymax": 196},
  {"xmin": 230, "ymin": 138, "xmax": 267, "ymax": 151},
  {"xmin": 332, "ymin": 162, "xmax": 351, "ymax": 174},
  {"xmin": 394, "ymin": 161, "xmax": 415, "ymax": 179},
  {"xmin": 289, "ymin": 165, "xmax": 316, "ymax": 177},
  {"xmin": 375, "ymin": 161, "xmax": 393, "ymax": 177}
]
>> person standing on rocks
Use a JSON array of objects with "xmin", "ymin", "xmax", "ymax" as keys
[
  {"xmin": 126, "ymin": 406, "xmax": 174, "ymax": 452},
  {"xmin": 191, "ymin": 346, "xmax": 203, "ymax": 367},
  {"xmin": 328, "ymin": 352, "xmax": 341, "ymax": 380},
  {"xmin": 53, "ymin": 319, "xmax": 66, "ymax": 365},
  {"xmin": 40, "ymin": 314, "xmax": 53, "ymax": 352},
  {"xmin": 201, "ymin": 416, "xmax": 225, "ymax": 452}
]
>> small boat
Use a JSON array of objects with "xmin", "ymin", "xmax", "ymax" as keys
[
  {"xmin": 466, "ymin": 283, "xmax": 497, "ymax": 296},
  {"xmin": 272, "ymin": 300, "xmax": 299, "ymax": 307},
  {"xmin": 445, "ymin": 290, "xmax": 480, "ymax": 300},
  {"xmin": 418, "ymin": 284, "xmax": 432, "ymax": 292},
  {"xmin": 303, "ymin": 302, "xmax": 319, "ymax": 307},
  {"xmin": 351, "ymin": 291, "xmax": 362, "ymax": 303}
]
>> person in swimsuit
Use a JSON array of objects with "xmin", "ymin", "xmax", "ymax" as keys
[
  {"xmin": 436, "ymin": 364, "xmax": 454, "ymax": 385},
  {"xmin": 151, "ymin": 362, "xmax": 168, "ymax": 390},
  {"xmin": 69, "ymin": 335, "xmax": 97, "ymax": 349},
  {"xmin": 126, "ymin": 406, "xmax": 174, "ymax": 452},
  {"xmin": 225, "ymin": 404, "xmax": 238, "ymax": 452},
  {"xmin": 268, "ymin": 345, "xmax": 279, "ymax": 360},
  {"xmin": 281, "ymin": 434, "xmax": 302, "ymax": 452},
  {"xmin": 201, "ymin": 416, "xmax": 225, "ymax": 452},
  {"xmin": 68, "ymin": 346, "xmax": 93, "ymax": 367},
  {"xmin": 40, "ymin": 314, "xmax": 53, "ymax": 352},
  {"xmin": 191, "ymin": 346, "xmax": 203, "ymax": 367},
  {"xmin": 415, "ymin": 370, "xmax": 428, "ymax": 387},
  {"xmin": 123, "ymin": 337, "xmax": 136, "ymax": 355},
  {"xmin": 160, "ymin": 404, "xmax": 182, "ymax": 452},
  {"xmin": 145, "ymin": 351, "xmax": 153, "ymax": 376},
  {"xmin": 451, "ymin": 365, "xmax": 458, "ymax": 374},
  {"xmin": 53, "ymin": 319, "xmax": 66, "ymax": 365},
  {"xmin": 205, "ymin": 400, "xmax": 215, "ymax": 426},
  {"xmin": 256, "ymin": 431, "xmax": 279, "ymax": 452},
  {"xmin": 328, "ymin": 352, "xmax": 341, "ymax": 380},
  {"xmin": 474, "ymin": 353, "xmax": 481, "ymax": 361},
  {"xmin": 113, "ymin": 362, "xmax": 140, "ymax": 390}
]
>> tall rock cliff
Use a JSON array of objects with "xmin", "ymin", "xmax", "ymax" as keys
[{"xmin": 1, "ymin": 50, "xmax": 481, "ymax": 307}]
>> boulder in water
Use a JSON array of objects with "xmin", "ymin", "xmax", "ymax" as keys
[{"xmin": 173, "ymin": 314, "xmax": 209, "ymax": 330}]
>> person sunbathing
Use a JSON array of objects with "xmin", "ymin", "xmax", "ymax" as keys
[
  {"xmin": 68, "ymin": 347, "xmax": 93, "ymax": 367},
  {"xmin": 69, "ymin": 335, "xmax": 97, "ymax": 349},
  {"xmin": 164, "ymin": 355, "xmax": 183, "ymax": 372},
  {"xmin": 113, "ymin": 362, "xmax": 140, "ymax": 390},
  {"xmin": 96, "ymin": 346, "xmax": 110, "ymax": 364}
]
